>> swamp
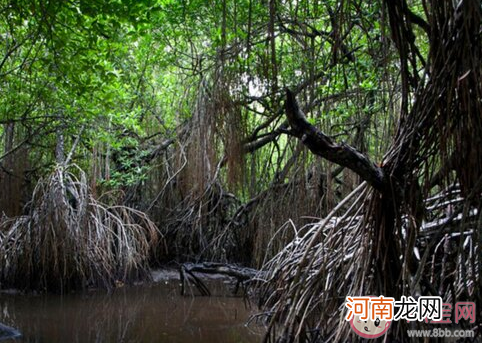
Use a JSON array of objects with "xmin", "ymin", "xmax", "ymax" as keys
[{"xmin": 0, "ymin": 0, "xmax": 481, "ymax": 342}]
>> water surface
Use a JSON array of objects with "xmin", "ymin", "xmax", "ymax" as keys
[{"xmin": 0, "ymin": 272, "xmax": 262, "ymax": 343}]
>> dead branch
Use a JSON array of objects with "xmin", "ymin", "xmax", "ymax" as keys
[{"xmin": 180, "ymin": 262, "xmax": 259, "ymax": 296}]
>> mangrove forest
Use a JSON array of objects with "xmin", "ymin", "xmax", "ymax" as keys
[{"xmin": 0, "ymin": 0, "xmax": 481, "ymax": 342}]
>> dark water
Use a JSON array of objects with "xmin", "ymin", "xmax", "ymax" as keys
[{"xmin": 0, "ymin": 273, "xmax": 263, "ymax": 343}]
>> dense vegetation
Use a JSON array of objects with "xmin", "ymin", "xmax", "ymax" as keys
[{"xmin": 1, "ymin": 0, "xmax": 481, "ymax": 342}]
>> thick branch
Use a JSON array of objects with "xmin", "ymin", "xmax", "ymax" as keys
[
  {"xmin": 243, "ymin": 122, "xmax": 288, "ymax": 153},
  {"xmin": 284, "ymin": 89, "xmax": 385, "ymax": 192}
]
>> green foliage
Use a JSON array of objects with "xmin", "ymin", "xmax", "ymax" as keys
[{"xmin": 0, "ymin": 0, "xmax": 423, "ymax": 199}]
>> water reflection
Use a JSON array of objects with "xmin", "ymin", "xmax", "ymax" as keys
[{"xmin": 0, "ymin": 278, "xmax": 262, "ymax": 343}]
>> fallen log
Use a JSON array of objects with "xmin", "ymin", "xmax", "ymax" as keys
[{"xmin": 179, "ymin": 262, "xmax": 259, "ymax": 296}]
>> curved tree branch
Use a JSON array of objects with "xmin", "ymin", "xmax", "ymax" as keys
[{"xmin": 284, "ymin": 88, "xmax": 386, "ymax": 192}]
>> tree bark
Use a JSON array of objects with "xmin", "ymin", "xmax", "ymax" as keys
[{"xmin": 284, "ymin": 89, "xmax": 386, "ymax": 192}]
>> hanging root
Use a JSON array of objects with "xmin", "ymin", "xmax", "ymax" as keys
[
  {"xmin": 255, "ymin": 183, "xmax": 374, "ymax": 342},
  {"xmin": 255, "ymin": 179, "xmax": 481, "ymax": 342},
  {"xmin": 0, "ymin": 165, "xmax": 164, "ymax": 292}
]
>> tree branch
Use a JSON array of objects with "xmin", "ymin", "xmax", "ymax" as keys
[{"xmin": 284, "ymin": 89, "xmax": 385, "ymax": 192}]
